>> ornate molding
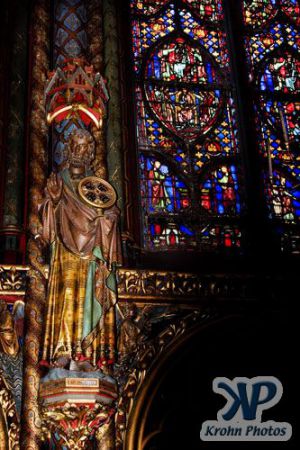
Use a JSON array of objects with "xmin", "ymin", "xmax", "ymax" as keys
[
  {"xmin": 0, "ymin": 266, "xmax": 28, "ymax": 296},
  {"xmin": 117, "ymin": 269, "xmax": 257, "ymax": 302},
  {"xmin": 40, "ymin": 403, "xmax": 114, "ymax": 449},
  {"xmin": 0, "ymin": 266, "xmax": 282, "ymax": 302},
  {"xmin": 0, "ymin": 371, "xmax": 20, "ymax": 449}
]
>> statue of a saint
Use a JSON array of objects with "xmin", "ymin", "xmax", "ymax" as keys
[
  {"xmin": 38, "ymin": 129, "xmax": 121, "ymax": 368},
  {"xmin": 0, "ymin": 300, "xmax": 19, "ymax": 357}
]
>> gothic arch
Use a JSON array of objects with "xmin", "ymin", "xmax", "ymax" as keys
[{"xmin": 125, "ymin": 310, "xmax": 294, "ymax": 450}]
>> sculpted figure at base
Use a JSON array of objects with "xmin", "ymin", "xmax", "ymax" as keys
[
  {"xmin": 0, "ymin": 300, "xmax": 19, "ymax": 357},
  {"xmin": 38, "ymin": 129, "xmax": 121, "ymax": 369}
]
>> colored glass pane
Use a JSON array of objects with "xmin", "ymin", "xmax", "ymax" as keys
[
  {"xmin": 282, "ymin": 0, "xmax": 300, "ymax": 27},
  {"xmin": 53, "ymin": 0, "xmax": 88, "ymax": 167},
  {"xmin": 144, "ymin": 38, "xmax": 225, "ymax": 141},
  {"xmin": 140, "ymin": 155, "xmax": 190, "ymax": 214},
  {"xmin": 144, "ymin": 219, "xmax": 197, "ymax": 249},
  {"xmin": 182, "ymin": 0, "xmax": 223, "ymax": 23},
  {"xmin": 261, "ymin": 100, "xmax": 300, "ymax": 148},
  {"xmin": 200, "ymin": 165, "xmax": 241, "ymax": 216},
  {"xmin": 245, "ymin": 23, "xmax": 284, "ymax": 72},
  {"xmin": 135, "ymin": 86, "xmax": 175, "ymax": 148},
  {"xmin": 199, "ymin": 225, "xmax": 241, "ymax": 249},
  {"xmin": 193, "ymin": 98, "xmax": 239, "ymax": 170},
  {"xmin": 243, "ymin": 0, "xmax": 277, "ymax": 28},
  {"xmin": 266, "ymin": 170, "xmax": 300, "ymax": 222},
  {"xmin": 131, "ymin": 1, "xmax": 244, "ymax": 251},
  {"xmin": 131, "ymin": 5, "xmax": 175, "ymax": 72},
  {"xmin": 179, "ymin": 8, "xmax": 230, "ymax": 69},
  {"xmin": 260, "ymin": 52, "xmax": 300, "ymax": 94},
  {"xmin": 243, "ymin": 1, "xmax": 300, "ymax": 28},
  {"xmin": 131, "ymin": 0, "xmax": 170, "ymax": 16},
  {"xmin": 54, "ymin": 0, "xmax": 87, "ymax": 66},
  {"xmin": 145, "ymin": 84, "xmax": 223, "ymax": 142},
  {"xmin": 243, "ymin": 0, "xmax": 300, "ymax": 251},
  {"xmin": 145, "ymin": 38, "xmax": 220, "ymax": 84}
]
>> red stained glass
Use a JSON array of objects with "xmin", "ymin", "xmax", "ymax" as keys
[{"xmin": 131, "ymin": 1, "xmax": 244, "ymax": 251}]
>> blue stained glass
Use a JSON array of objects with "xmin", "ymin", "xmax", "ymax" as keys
[
  {"xmin": 132, "ymin": 0, "xmax": 243, "ymax": 250},
  {"xmin": 180, "ymin": 225, "xmax": 194, "ymax": 235},
  {"xmin": 64, "ymin": 13, "xmax": 81, "ymax": 31}
]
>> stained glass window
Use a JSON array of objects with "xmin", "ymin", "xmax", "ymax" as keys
[
  {"xmin": 243, "ymin": 0, "xmax": 300, "ymax": 252},
  {"xmin": 52, "ymin": 0, "xmax": 88, "ymax": 167},
  {"xmin": 130, "ymin": 0, "xmax": 244, "ymax": 251}
]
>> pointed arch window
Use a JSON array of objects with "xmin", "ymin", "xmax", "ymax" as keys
[
  {"xmin": 129, "ymin": 0, "xmax": 244, "ymax": 251},
  {"xmin": 243, "ymin": 0, "xmax": 300, "ymax": 252}
]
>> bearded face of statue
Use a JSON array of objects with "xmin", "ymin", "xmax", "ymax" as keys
[{"xmin": 67, "ymin": 131, "xmax": 95, "ymax": 169}]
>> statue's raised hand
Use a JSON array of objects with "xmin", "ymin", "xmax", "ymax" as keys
[{"xmin": 46, "ymin": 172, "xmax": 63, "ymax": 204}]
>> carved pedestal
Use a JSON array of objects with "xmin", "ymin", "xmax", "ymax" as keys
[{"xmin": 40, "ymin": 377, "xmax": 118, "ymax": 449}]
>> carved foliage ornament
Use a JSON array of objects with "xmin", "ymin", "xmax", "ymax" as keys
[{"xmin": 40, "ymin": 403, "xmax": 114, "ymax": 449}]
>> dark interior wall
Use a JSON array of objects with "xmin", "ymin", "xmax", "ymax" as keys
[
  {"xmin": 0, "ymin": 1, "xmax": 12, "ymax": 227},
  {"xmin": 0, "ymin": 0, "xmax": 30, "ymax": 264},
  {"xmin": 138, "ymin": 307, "xmax": 297, "ymax": 450}
]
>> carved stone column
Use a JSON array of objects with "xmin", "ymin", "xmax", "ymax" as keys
[
  {"xmin": 21, "ymin": 0, "xmax": 50, "ymax": 448},
  {"xmin": 0, "ymin": 0, "xmax": 29, "ymax": 264},
  {"xmin": 86, "ymin": 0, "xmax": 108, "ymax": 180},
  {"xmin": 103, "ymin": 0, "xmax": 124, "ymax": 214}
]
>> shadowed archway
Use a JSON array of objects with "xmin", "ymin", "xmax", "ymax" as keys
[{"xmin": 126, "ymin": 309, "xmax": 296, "ymax": 450}]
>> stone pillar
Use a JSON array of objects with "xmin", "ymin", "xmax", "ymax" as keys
[
  {"xmin": 103, "ymin": 0, "xmax": 124, "ymax": 216},
  {"xmin": 0, "ymin": 0, "xmax": 29, "ymax": 264},
  {"xmin": 21, "ymin": 0, "xmax": 50, "ymax": 448}
]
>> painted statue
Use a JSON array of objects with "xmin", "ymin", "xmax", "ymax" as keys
[
  {"xmin": 0, "ymin": 300, "xmax": 19, "ymax": 357},
  {"xmin": 38, "ymin": 129, "xmax": 122, "ymax": 369}
]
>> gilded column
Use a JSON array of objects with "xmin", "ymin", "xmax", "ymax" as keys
[
  {"xmin": 21, "ymin": 0, "xmax": 50, "ymax": 448},
  {"xmin": 102, "ymin": 0, "xmax": 124, "ymax": 215}
]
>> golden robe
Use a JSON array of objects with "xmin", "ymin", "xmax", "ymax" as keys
[{"xmin": 39, "ymin": 170, "xmax": 121, "ymax": 366}]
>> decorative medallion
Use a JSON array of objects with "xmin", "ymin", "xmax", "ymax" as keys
[{"xmin": 78, "ymin": 177, "xmax": 117, "ymax": 210}]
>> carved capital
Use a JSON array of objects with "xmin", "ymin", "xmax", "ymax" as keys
[{"xmin": 40, "ymin": 403, "xmax": 115, "ymax": 449}]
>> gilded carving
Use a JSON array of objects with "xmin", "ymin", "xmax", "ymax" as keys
[
  {"xmin": 0, "ymin": 300, "xmax": 19, "ymax": 357},
  {"xmin": 0, "ymin": 373, "xmax": 20, "ymax": 450},
  {"xmin": 95, "ymin": 418, "xmax": 115, "ymax": 450},
  {"xmin": 40, "ymin": 403, "xmax": 114, "ymax": 449},
  {"xmin": 117, "ymin": 269, "xmax": 256, "ymax": 301},
  {"xmin": 117, "ymin": 304, "xmax": 145, "ymax": 361},
  {"xmin": 0, "ymin": 267, "xmax": 28, "ymax": 294},
  {"xmin": 0, "ymin": 300, "xmax": 20, "ymax": 449}
]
